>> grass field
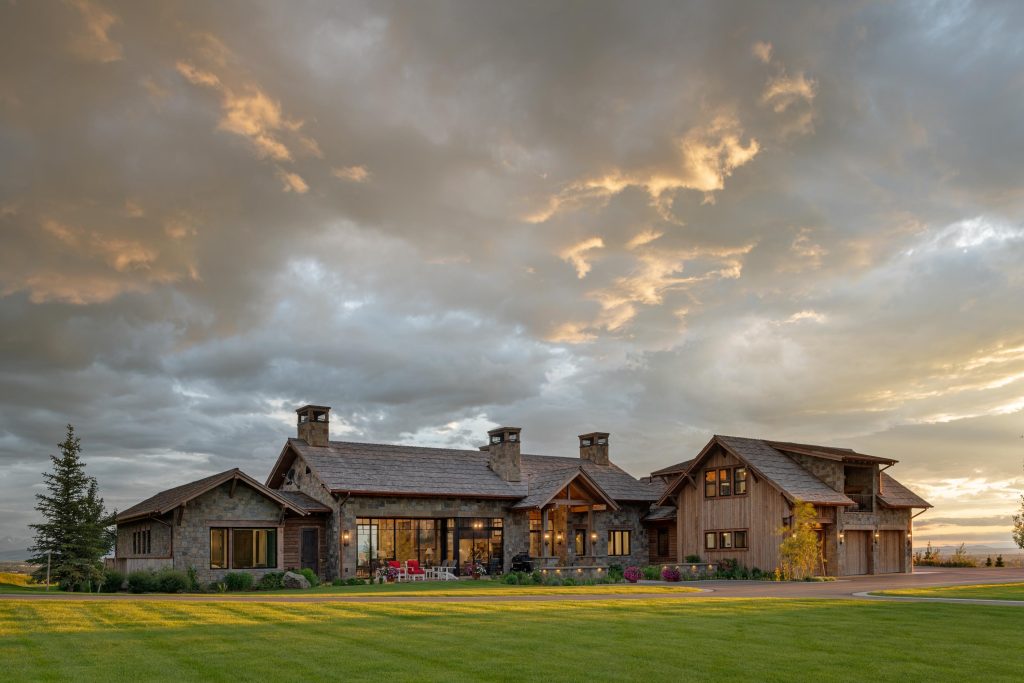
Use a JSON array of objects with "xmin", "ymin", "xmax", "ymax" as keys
[
  {"xmin": 0, "ymin": 572, "xmax": 47, "ymax": 594},
  {"xmin": 878, "ymin": 582, "xmax": 1024, "ymax": 601},
  {"xmin": 1, "ymin": 597, "xmax": 1021, "ymax": 681},
  {"xmin": 260, "ymin": 580, "xmax": 702, "ymax": 597}
]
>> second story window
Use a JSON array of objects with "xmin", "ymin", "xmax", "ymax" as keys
[{"xmin": 704, "ymin": 466, "xmax": 750, "ymax": 499}]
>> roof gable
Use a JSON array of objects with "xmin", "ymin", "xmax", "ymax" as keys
[
  {"xmin": 657, "ymin": 435, "xmax": 856, "ymax": 507},
  {"xmin": 512, "ymin": 465, "xmax": 620, "ymax": 510},
  {"xmin": 117, "ymin": 468, "xmax": 304, "ymax": 523}
]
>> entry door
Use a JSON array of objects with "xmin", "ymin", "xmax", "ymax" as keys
[
  {"xmin": 846, "ymin": 531, "xmax": 871, "ymax": 575},
  {"xmin": 301, "ymin": 528, "xmax": 318, "ymax": 574}
]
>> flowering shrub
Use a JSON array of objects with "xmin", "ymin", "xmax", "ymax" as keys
[
  {"xmin": 661, "ymin": 566, "xmax": 681, "ymax": 582},
  {"xmin": 376, "ymin": 565, "xmax": 400, "ymax": 581},
  {"xmin": 623, "ymin": 566, "xmax": 642, "ymax": 583}
]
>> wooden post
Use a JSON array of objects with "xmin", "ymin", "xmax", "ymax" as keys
[
  {"xmin": 587, "ymin": 506, "xmax": 594, "ymax": 557},
  {"xmin": 541, "ymin": 507, "xmax": 549, "ymax": 557}
]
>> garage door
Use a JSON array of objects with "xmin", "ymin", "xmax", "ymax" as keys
[
  {"xmin": 845, "ymin": 531, "xmax": 871, "ymax": 575},
  {"xmin": 877, "ymin": 531, "xmax": 904, "ymax": 574}
]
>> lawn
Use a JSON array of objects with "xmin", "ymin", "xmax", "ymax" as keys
[
  {"xmin": 0, "ymin": 572, "xmax": 48, "ymax": 594},
  {"xmin": 877, "ymin": 582, "xmax": 1024, "ymax": 601},
  {"xmin": 1, "ymin": 597, "xmax": 1021, "ymax": 681}
]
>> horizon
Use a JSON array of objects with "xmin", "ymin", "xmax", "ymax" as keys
[{"xmin": 2, "ymin": 1, "xmax": 1023, "ymax": 552}]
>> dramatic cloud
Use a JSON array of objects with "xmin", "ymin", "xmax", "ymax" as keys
[{"xmin": 1, "ymin": 0, "xmax": 1023, "ymax": 552}]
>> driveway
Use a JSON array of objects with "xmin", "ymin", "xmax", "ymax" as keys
[{"xmin": 2, "ymin": 567, "xmax": 1022, "ymax": 604}]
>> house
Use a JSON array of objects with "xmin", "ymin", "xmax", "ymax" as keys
[
  {"xmin": 654, "ymin": 435, "xmax": 932, "ymax": 575},
  {"xmin": 113, "ymin": 406, "xmax": 931, "ymax": 582}
]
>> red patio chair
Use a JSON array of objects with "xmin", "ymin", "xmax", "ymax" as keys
[
  {"xmin": 406, "ymin": 559, "xmax": 427, "ymax": 581},
  {"xmin": 387, "ymin": 560, "xmax": 407, "ymax": 582}
]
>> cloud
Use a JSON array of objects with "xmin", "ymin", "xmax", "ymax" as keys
[
  {"xmin": 277, "ymin": 169, "xmax": 309, "ymax": 194},
  {"xmin": 333, "ymin": 165, "xmax": 371, "ymax": 183},
  {"xmin": 559, "ymin": 237, "xmax": 605, "ymax": 279},
  {"xmin": 751, "ymin": 41, "xmax": 773, "ymax": 64},
  {"xmin": 67, "ymin": 0, "xmax": 122, "ymax": 63}
]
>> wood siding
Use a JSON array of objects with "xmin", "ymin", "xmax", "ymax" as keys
[
  {"xmin": 283, "ymin": 515, "xmax": 328, "ymax": 579},
  {"xmin": 677, "ymin": 445, "xmax": 793, "ymax": 571}
]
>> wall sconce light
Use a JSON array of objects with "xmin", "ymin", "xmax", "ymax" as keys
[
  {"xmin": 874, "ymin": 531, "xmax": 880, "ymax": 542},
  {"xmin": 590, "ymin": 532, "xmax": 597, "ymax": 541},
  {"xmin": 838, "ymin": 532, "xmax": 844, "ymax": 545},
  {"xmin": 342, "ymin": 531, "xmax": 351, "ymax": 547},
  {"xmin": 543, "ymin": 532, "xmax": 551, "ymax": 540},
  {"xmin": 556, "ymin": 532, "xmax": 564, "ymax": 544}
]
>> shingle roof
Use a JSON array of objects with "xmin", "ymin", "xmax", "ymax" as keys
[
  {"xmin": 117, "ymin": 469, "xmax": 302, "ymax": 522},
  {"xmin": 715, "ymin": 436, "xmax": 857, "ymax": 506},
  {"xmin": 511, "ymin": 465, "xmax": 619, "ymax": 510},
  {"xmin": 650, "ymin": 459, "xmax": 694, "ymax": 477},
  {"xmin": 766, "ymin": 440, "xmax": 896, "ymax": 465},
  {"xmin": 878, "ymin": 472, "xmax": 932, "ymax": 509},
  {"xmin": 642, "ymin": 505, "xmax": 677, "ymax": 522},
  {"xmin": 279, "ymin": 438, "xmax": 659, "ymax": 502}
]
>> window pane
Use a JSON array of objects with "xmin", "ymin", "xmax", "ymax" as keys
[
  {"xmin": 704, "ymin": 470, "xmax": 717, "ymax": 497},
  {"xmin": 735, "ymin": 467, "xmax": 748, "ymax": 495},
  {"xmin": 735, "ymin": 530, "xmax": 747, "ymax": 549},
  {"xmin": 719, "ymin": 469, "xmax": 732, "ymax": 496},
  {"xmin": 210, "ymin": 528, "xmax": 227, "ymax": 569},
  {"xmin": 705, "ymin": 532, "xmax": 716, "ymax": 550},
  {"xmin": 721, "ymin": 531, "xmax": 733, "ymax": 549},
  {"xmin": 232, "ymin": 529, "xmax": 254, "ymax": 569}
]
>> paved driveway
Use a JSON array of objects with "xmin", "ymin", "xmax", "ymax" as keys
[{"xmin": 2, "ymin": 567, "xmax": 1022, "ymax": 603}]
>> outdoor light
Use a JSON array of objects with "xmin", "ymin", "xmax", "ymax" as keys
[
  {"xmin": 543, "ymin": 532, "xmax": 551, "ymax": 540},
  {"xmin": 838, "ymin": 532, "xmax": 845, "ymax": 545},
  {"xmin": 342, "ymin": 531, "xmax": 351, "ymax": 547},
  {"xmin": 874, "ymin": 531, "xmax": 880, "ymax": 540},
  {"xmin": 590, "ymin": 532, "xmax": 597, "ymax": 541},
  {"xmin": 577, "ymin": 568, "xmax": 582, "ymax": 573}
]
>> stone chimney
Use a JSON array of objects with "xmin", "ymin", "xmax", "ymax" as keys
[
  {"xmin": 579, "ymin": 432, "xmax": 610, "ymax": 465},
  {"xmin": 296, "ymin": 405, "xmax": 330, "ymax": 447},
  {"xmin": 486, "ymin": 426, "xmax": 522, "ymax": 482}
]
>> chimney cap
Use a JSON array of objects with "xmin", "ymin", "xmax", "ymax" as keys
[{"xmin": 296, "ymin": 404, "xmax": 331, "ymax": 414}]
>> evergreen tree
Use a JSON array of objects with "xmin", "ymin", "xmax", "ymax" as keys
[{"xmin": 28, "ymin": 425, "xmax": 114, "ymax": 591}]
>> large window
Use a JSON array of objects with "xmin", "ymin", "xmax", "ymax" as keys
[
  {"xmin": 356, "ymin": 517, "xmax": 502, "ymax": 578},
  {"xmin": 574, "ymin": 529, "xmax": 587, "ymax": 556},
  {"xmin": 209, "ymin": 527, "xmax": 277, "ymax": 570},
  {"xmin": 132, "ymin": 529, "xmax": 151, "ymax": 555},
  {"xmin": 704, "ymin": 467, "xmax": 749, "ymax": 498},
  {"xmin": 704, "ymin": 529, "xmax": 749, "ymax": 551},
  {"xmin": 608, "ymin": 530, "xmax": 631, "ymax": 556}
]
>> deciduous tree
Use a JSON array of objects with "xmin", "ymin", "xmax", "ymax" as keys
[{"xmin": 778, "ymin": 500, "xmax": 820, "ymax": 579}]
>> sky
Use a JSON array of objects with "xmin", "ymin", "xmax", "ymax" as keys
[{"xmin": 1, "ymin": 0, "xmax": 1023, "ymax": 553}]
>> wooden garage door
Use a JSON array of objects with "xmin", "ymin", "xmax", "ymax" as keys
[
  {"xmin": 846, "ymin": 531, "xmax": 871, "ymax": 575},
  {"xmin": 877, "ymin": 531, "xmax": 903, "ymax": 574}
]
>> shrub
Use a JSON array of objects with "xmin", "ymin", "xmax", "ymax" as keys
[
  {"xmin": 127, "ymin": 570, "xmax": 158, "ymax": 593},
  {"xmin": 661, "ymin": 566, "xmax": 681, "ymax": 582},
  {"xmin": 542, "ymin": 574, "xmax": 563, "ymax": 586},
  {"xmin": 331, "ymin": 578, "xmax": 345, "ymax": 586},
  {"xmin": 257, "ymin": 572, "xmax": 285, "ymax": 590},
  {"xmin": 684, "ymin": 554, "xmax": 702, "ymax": 563},
  {"xmin": 607, "ymin": 563, "xmax": 624, "ymax": 582},
  {"xmin": 299, "ymin": 567, "xmax": 320, "ymax": 587},
  {"xmin": 186, "ymin": 566, "xmax": 200, "ymax": 592},
  {"xmin": 154, "ymin": 568, "xmax": 189, "ymax": 593},
  {"xmin": 623, "ymin": 566, "xmax": 642, "ymax": 583},
  {"xmin": 750, "ymin": 567, "xmax": 763, "ymax": 580},
  {"xmin": 995, "ymin": 555, "xmax": 1005, "ymax": 567},
  {"xmin": 985, "ymin": 556, "xmax": 993, "ymax": 567},
  {"xmin": 562, "ymin": 577, "xmax": 576, "ymax": 586},
  {"xmin": 223, "ymin": 572, "xmax": 253, "ymax": 591},
  {"xmin": 502, "ymin": 572, "xmax": 520, "ymax": 585},
  {"xmin": 530, "ymin": 569, "xmax": 543, "ymax": 585},
  {"xmin": 101, "ymin": 569, "xmax": 125, "ymax": 592},
  {"xmin": 642, "ymin": 565, "xmax": 660, "ymax": 580}
]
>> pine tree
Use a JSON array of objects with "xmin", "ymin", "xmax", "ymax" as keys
[{"xmin": 28, "ymin": 425, "xmax": 114, "ymax": 591}]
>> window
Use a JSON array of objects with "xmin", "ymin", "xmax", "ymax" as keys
[
  {"xmin": 574, "ymin": 529, "xmax": 587, "ymax": 556},
  {"xmin": 718, "ymin": 468, "xmax": 732, "ymax": 496},
  {"xmin": 132, "ymin": 529, "xmax": 151, "ymax": 555},
  {"xmin": 705, "ymin": 529, "xmax": 749, "ymax": 551},
  {"xmin": 209, "ymin": 528, "xmax": 277, "ymax": 570},
  {"xmin": 608, "ymin": 530, "xmax": 631, "ymax": 556},
  {"xmin": 210, "ymin": 528, "xmax": 228, "ymax": 569},
  {"xmin": 735, "ymin": 467, "xmax": 748, "ymax": 495},
  {"xmin": 704, "ymin": 470, "xmax": 717, "ymax": 497},
  {"xmin": 704, "ymin": 467, "xmax": 749, "ymax": 499},
  {"xmin": 657, "ymin": 528, "xmax": 670, "ymax": 557}
]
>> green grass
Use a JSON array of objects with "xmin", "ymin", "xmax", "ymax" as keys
[
  {"xmin": 0, "ymin": 572, "xmax": 47, "ymax": 594},
  {"xmin": 878, "ymin": 582, "xmax": 1024, "ymax": 601},
  {"xmin": 1, "ymin": 597, "xmax": 1021, "ymax": 681}
]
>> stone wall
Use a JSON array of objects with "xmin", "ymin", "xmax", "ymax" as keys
[
  {"xmin": 172, "ymin": 481, "xmax": 285, "ymax": 585},
  {"xmin": 788, "ymin": 453, "xmax": 843, "ymax": 491}
]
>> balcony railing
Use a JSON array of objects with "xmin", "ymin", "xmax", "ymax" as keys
[{"xmin": 844, "ymin": 493, "xmax": 874, "ymax": 512}]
